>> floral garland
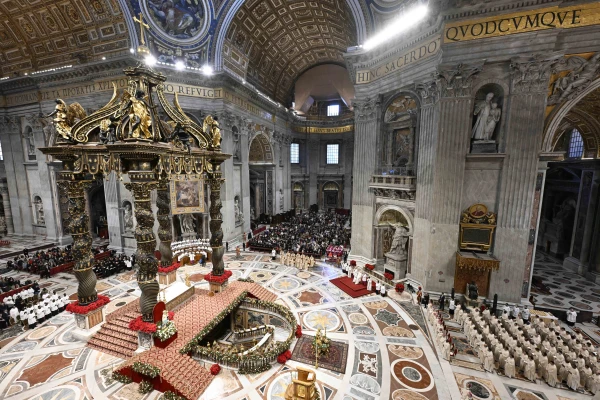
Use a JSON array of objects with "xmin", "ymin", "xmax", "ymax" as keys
[
  {"xmin": 66, "ymin": 295, "xmax": 110, "ymax": 315},
  {"xmin": 204, "ymin": 270, "xmax": 233, "ymax": 284},
  {"xmin": 132, "ymin": 361, "xmax": 160, "ymax": 378},
  {"xmin": 154, "ymin": 320, "xmax": 177, "ymax": 342},
  {"xmin": 161, "ymin": 391, "xmax": 187, "ymax": 400},
  {"xmin": 179, "ymin": 291, "xmax": 248, "ymax": 354},
  {"xmin": 210, "ymin": 364, "xmax": 221, "ymax": 375},
  {"xmin": 111, "ymin": 371, "xmax": 132, "ymax": 384},
  {"xmin": 138, "ymin": 380, "xmax": 153, "ymax": 394},
  {"xmin": 129, "ymin": 312, "xmax": 174, "ymax": 333},
  {"xmin": 158, "ymin": 263, "xmax": 180, "ymax": 274},
  {"xmin": 384, "ymin": 272, "xmax": 394, "ymax": 280}
]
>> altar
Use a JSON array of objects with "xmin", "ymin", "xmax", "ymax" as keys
[{"xmin": 159, "ymin": 281, "xmax": 195, "ymax": 311}]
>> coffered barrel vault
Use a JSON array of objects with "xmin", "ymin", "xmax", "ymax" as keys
[{"xmin": 0, "ymin": 0, "xmax": 132, "ymax": 76}]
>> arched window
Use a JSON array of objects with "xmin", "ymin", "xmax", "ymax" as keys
[{"xmin": 568, "ymin": 128, "xmax": 584, "ymax": 159}]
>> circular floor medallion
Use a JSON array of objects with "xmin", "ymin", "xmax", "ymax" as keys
[
  {"xmin": 582, "ymin": 294, "xmax": 600, "ymax": 302},
  {"xmin": 388, "ymin": 345, "xmax": 424, "ymax": 359},
  {"xmin": 349, "ymin": 313, "xmax": 368, "ymax": 325},
  {"xmin": 272, "ymin": 277, "xmax": 300, "ymax": 291},
  {"xmin": 555, "ymin": 291, "xmax": 575, "ymax": 299},
  {"xmin": 364, "ymin": 300, "xmax": 389, "ymax": 310},
  {"xmin": 303, "ymin": 310, "xmax": 340, "ymax": 331},
  {"xmin": 569, "ymin": 301, "xmax": 593, "ymax": 310},
  {"xmin": 465, "ymin": 380, "xmax": 491, "ymax": 399},
  {"xmin": 542, "ymin": 297, "xmax": 564, "ymax": 306},
  {"xmin": 27, "ymin": 326, "xmax": 56, "ymax": 340},
  {"xmin": 392, "ymin": 389, "xmax": 429, "ymax": 400},
  {"xmin": 391, "ymin": 359, "xmax": 434, "ymax": 392}
]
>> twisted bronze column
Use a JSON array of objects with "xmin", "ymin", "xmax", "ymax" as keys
[
  {"xmin": 58, "ymin": 179, "xmax": 97, "ymax": 305},
  {"xmin": 125, "ymin": 181, "xmax": 159, "ymax": 321},
  {"xmin": 208, "ymin": 174, "xmax": 225, "ymax": 276},
  {"xmin": 156, "ymin": 180, "xmax": 173, "ymax": 266}
]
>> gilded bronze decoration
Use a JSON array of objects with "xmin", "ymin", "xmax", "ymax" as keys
[
  {"xmin": 40, "ymin": 64, "xmax": 230, "ymax": 320},
  {"xmin": 459, "ymin": 204, "xmax": 497, "ymax": 252},
  {"xmin": 57, "ymin": 178, "xmax": 97, "ymax": 306}
]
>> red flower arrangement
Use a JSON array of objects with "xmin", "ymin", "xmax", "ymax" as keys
[
  {"xmin": 210, "ymin": 364, "xmax": 221, "ymax": 375},
  {"xmin": 350, "ymin": 260, "xmax": 356, "ymax": 266},
  {"xmin": 365, "ymin": 264, "xmax": 375, "ymax": 271},
  {"xmin": 65, "ymin": 295, "xmax": 110, "ymax": 315},
  {"xmin": 395, "ymin": 283, "xmax": 405, "ymax": 293},
  {"xmin": 204, "ymin": 270, "xmax": 233, "ymax": 284},
  {"xmin": 384, "ymin": 272, "xmax": 394, "ymax": 280},
  {"xmin": 128, "ymin": 311, "xmax": 174, "ymax": 333},
  {"xmin": 277, "ymin": 349, "xmax": 293, "ymax": 364},
  {"xmin": 295, "ymin": 324, "xmax": 302, "ymax": 338},
  {"xmin": 158, "ymin": 263, "xmax": 180, "ymax": 274}
]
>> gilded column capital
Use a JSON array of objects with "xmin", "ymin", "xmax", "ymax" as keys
[{"xmin": 510, "ymin": 54, "xmax": 560, "ymax": 94}]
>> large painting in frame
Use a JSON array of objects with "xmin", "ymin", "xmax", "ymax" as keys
[{"xmin": 170, "ymin": 174, "xmax": 205, "ymax": 215}]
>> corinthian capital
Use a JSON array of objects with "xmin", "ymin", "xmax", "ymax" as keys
[
  {"xmin": 510, "ymin": 54, "xmax": 561, "ymax": 94},
  {"xmin": 415, "ymin": 79, "xmax": 438, "ymax": 106},
  {"xmin": 352, "ymin": 97, "xmax": 381, "ymax": 122},
  {"xmin": 436, "ymin": 62, "xmax": 483, "ymax": 98}
]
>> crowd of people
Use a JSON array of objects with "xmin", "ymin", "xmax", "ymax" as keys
[
  {"xmin": 171, "ymin": 238, "xmax": 210, "ymax": 265},
  {"xmin": 0, "ymin": 288, "xmax": 69, "ymax": 331},
  {"xmin": 248, "ymin": 211, "xmax": 350, "ymax": 255},
  {"xmin": 429, "ymin": 300, "xmax": 600, "ymax": 394},
  {"xmin": 342, "ymin": 262, "xmax": 388, "ymax": 297},
  {"xmin": 6, "ymin": 245, "xmax": 108, "ymax": 279},
  {"xmin": 280, "ymin": 252, "xmax": 315, "ymax": 270},
  {"xmin": 93, "ymin": 253, "xmax": 133, "ymax": 278}
]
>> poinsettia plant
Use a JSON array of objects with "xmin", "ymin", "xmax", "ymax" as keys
[
  {"xmin": 295, "ymin": 324, "xmax": 302, "ymax": 338},
  {"xmin": 158, "ymin": 263, "xmax": 180, "ymax": 274},
  {"xmin": 384, "ymin": 272, "xmax": 394, "ymax": 280},
  {"xmin": 66, "ymin": 295, "xmax": 110, "ymax": 315},
  {"xmin": 204, "ymin": 270, "xmax": 233, "ymax": 284},
  {"xmin": 365, "ymin": 264, "xmax": 375, "ymax": 271},
  {"xmin": 210, "ymin": 364, "xmax": 221, "ymax": 375},
  {"xmin": 395, "ymin": 283, "xmax": 405, "ymax": 293},
  {"xmin": 129, "ymin": 311, "xmax": 174, "ymax": 333}
]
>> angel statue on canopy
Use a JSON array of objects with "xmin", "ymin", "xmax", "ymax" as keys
[{"xmin": 44, "ymin": 99, "xmax": 87, "ymax": 143}]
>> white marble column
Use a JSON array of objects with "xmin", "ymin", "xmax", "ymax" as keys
[
  {"xmin": 350, "ymin": 97, "xmax": 381, "ymax": 264},
  {"xmin": 491, "ymin": 56, "xmax": 556, "ymax": 302}
]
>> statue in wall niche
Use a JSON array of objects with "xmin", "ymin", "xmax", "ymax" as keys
[
  {"xmin": 34, "ymin": 198, "xmax": 45, "ymax": 225},
  {"xmin": 123, "ymin": 202, "xmax": 134, "ymax": 232},
  {"xmin": 26, "ymin": 130, "xmax": 36, "ymax": 156},
  {"xmin": 386, "ymin": 222, "xmax": 409, "ymax": 257},
  {"xmin": 234, "ymin": 196, "xmax": 244, "ymax": 224},
  {"xmin": 472, "ymin": 92, "xmax": 501, "ymax": 141},
  {"xmin": 250, "ymin": 207, "xmax": 256, "ymax": 221},
  {"xmin": 180, "ymin": 213, "xmax": 196, "ymax": 233},
  {"xmin": 550, "ymin": 53, "xmax": 600, "ymax": 104}
]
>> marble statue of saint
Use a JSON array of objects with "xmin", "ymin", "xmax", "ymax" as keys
[
  {"xmin": 35, "ymin": 198, "xmax": 45, "ymax": 225},
  {"xmin": 180, "ymin": 214, "xmax": 195, "ymax": 233},
  {"xmin": 483, "ymin": 102, "xmax": 501, "ymax": 140},
  {"xmin": 27, "ymin": 130, "xmax": 36, "ymax": 156},
  {"xmin": 387, "ymin": 222, "xmax": 409, "ymax": 257},
  {"xmin": 123, "ymin": 202, "xmax": 134, "ymax": 231},
  {"xmin": 472, "ymin": 93, "xmax": 494, "ymax": 140},
  {"xmin": 234, "ymin": 197, "xmax": 243, "ymax": 224}
]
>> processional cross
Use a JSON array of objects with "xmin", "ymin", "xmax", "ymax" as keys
[{"xmin": 133, "ymin": 13, "xmax": 149, "ymax": 46}]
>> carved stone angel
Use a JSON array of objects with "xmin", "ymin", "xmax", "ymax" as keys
[
  {"xmin": 45, "ymin": 99, "xmax": 87, "ymax": 142},
  {"xmin": 550, "ymin": 53, "xmax": 600, "ymax": 104}
]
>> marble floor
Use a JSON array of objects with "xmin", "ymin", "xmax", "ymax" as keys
[
  {"xmin": 0, "ymin": 250, "xmax": 596, "ymax": 400},
  {"xmin": 531, "ymin": 251, "xmax": 600, "ymax": 317}
]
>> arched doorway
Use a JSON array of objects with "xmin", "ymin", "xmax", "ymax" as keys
[
  {"xmin": 89, "ymin": 184, "xmax": 108, "ymax": 239},
  {"xmin": 249, "ymin": 133, "xmax": 274, "ymax": 221},
  {"xmin": 534, "ymin": 70, "xmax": 600, "ymax": 305},
  {"xmin": 322, "ymin": 181, "xmax": 340, "ymax": 210},
  {"xmin": 293, "ymin": 182, "xmax": 305, "ymax": 210}
]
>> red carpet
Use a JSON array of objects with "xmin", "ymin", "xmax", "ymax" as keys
[{"xmin": 330, "ymin": 276, "xmax": 372, "ymax": 298}]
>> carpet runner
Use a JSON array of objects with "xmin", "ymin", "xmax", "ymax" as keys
[
  {"xmin": 87, "ymin": 310, "xmax": 140, "ymax": 359},
  {"xmin": 330, "ymin": 276, "xmax": 373, "ymax": 298}
]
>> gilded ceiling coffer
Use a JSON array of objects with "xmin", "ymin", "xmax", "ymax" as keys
[{"xmin": 40, "ymin": 64, "xmax": 231, "ymax": 320}]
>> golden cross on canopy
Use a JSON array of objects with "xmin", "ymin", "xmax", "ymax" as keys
[{"xmin": 133, "ymin": 12, "xmax": 149, "ymax": 46}]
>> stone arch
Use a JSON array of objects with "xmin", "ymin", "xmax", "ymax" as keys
[
  {"xmin": 551, "ymin": 110, "xmax": 600, "ymax": 158},
  {"xmin": 213, "ymin": 0, "xmax": 367, "ymax": 69},
  {"xmin": 543, "ymin": 77, "xmax": 600, "ymax": 154},
  {"xmin": 249, "ymin": 133, "xmax": 273, "ymax": 163},
  {"xmin": 374, "ymin": 204, "xmax": 414, "ymax": 234},
  {"xmin": 381, "ymin": 90, "xmax": 421, "ymax": 119}
]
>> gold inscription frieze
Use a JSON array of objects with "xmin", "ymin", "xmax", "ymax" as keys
[
  {"xmin": 293, "ymin": 125, "xmax": 354, "ymax": 134},
  {"xmin": 355, "ymin": 35, "xmax": 441, "ymax": 85},
  {"xmin": 444, "ymin": 2, "xmax": 600, "ymax": 43}
]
